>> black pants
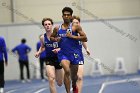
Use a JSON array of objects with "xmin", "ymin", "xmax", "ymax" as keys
[
  {"xmin": 0, "ymin": 61, "xmax": 4, "ymax": 88},
  {"xmin": 39, "ymin": 58, "xmax": 46, "ymax": 79},
  {"xmin": 19, "ymin": 60, "xmax": 30, "ymax": 80}
]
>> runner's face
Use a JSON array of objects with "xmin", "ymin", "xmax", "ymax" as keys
[
  {"xmin": 43, "ymin": 20, "xmax": 53, "ymax": 32},
  {"xmin": 62, "ymin": 11, "xmax": 72, "ymax": 23},
  {"xmin": 72, "ymin": 19, "xmax": 80, "ymax": 26}
]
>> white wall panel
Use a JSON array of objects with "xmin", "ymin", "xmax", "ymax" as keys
[{"xmin": 0, "ymin": 17, "xmax": 140, "ymax": 79}]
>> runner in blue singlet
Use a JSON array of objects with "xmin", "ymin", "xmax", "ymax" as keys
[
  {"xmin": 50, "ymin": 7, "xmax": 87, "ymax": 93},
  {"xmin": 72, "ymin": 15, "xmax": 90, "ymax": 93},
  {"xmin": 35, "ymin": 18, "xmax": 64, "ymax": 93}
]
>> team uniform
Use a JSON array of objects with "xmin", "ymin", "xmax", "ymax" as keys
[
  {"xmin": 78, "ymin": 41, "xmax": 84, "ymax": 65},
  {"xmin": 43, "ymin": 33, "xmax": 62, "ymax": 69},
  {"xmin": 57, "ymin": 23, "xmax": 82, "ymax": 65}
]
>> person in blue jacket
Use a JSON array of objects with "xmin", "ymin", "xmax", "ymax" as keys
[
  {"xmin": 0, "ymin": 36, "xmax": 8, "ymax": 93},
  {"xmin": 12, "ymin": 38, "xmax": 31, "ymax": 83},
  {"xmin": 36, "ymin": 35, "xmax": 46, "ymax": 81}
]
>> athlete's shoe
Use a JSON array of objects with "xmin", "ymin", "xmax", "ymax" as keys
[
  {"xmin": 0, "ymin": 88, "xmax": 4, "ymax": 93},
  {"xmin": 21, "ymin": 80, "xmax": 25, "ymax": 83},
  {"xmin": 72, "ymin": 85, "xmax": 78, "ymax": 93}
]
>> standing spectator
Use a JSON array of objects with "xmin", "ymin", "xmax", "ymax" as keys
[
  {"xmin": 36, "ymin": 35, "xmax": 46, "ymax": 81},
  {"xmin": 0, "ymin": 36, "xmax": 8, "ymax": 93},
  {"xmin": 12, "ymin": 38, "xmax": 31, "ymax": 83}
]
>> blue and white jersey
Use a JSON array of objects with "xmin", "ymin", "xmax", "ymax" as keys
[
  {"xmin": 78, "ymin": 41, "xmax": 82, "ymax": 51},
  {"xmin": 44, "ymin": 33, "xmax": 58, "ymax": 58},
  {"xmin": 78, "ymin": 40, "xmax": 84, "ymax": 64},
  {"xmin": 57, "ymin": 23, "xmax": 84, "ymax": 65},
  {"xmin": 57, "ymin": 23, "xmax": 79, "ymax": 54}
]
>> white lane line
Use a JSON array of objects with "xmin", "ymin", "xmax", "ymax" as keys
[
  {"xmin": 34, "ymin": 88, "xmax": 47, "ymax": 93},
  {"xmin": 98, "ymin": 83, "xmax": 106, "ymax": 93},
  {"xmin": 98, "ymin": 78, "xmax": 140, "ymax": 93},
  {"xmin": 5, "ymin": 89, "xmax": 17, "ymax": 93}
]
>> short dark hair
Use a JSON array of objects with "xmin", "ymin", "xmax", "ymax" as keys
[
  {"xmin": 42, "ymin": 18, "xmax": 53, "ymax": 26},
  {"xmin": 72, "ymin": 15, "xmax": 80, "ymax": 22},
  {"xmin": 21, "ymin": 38, "xmax": 26, "ymax": 43},
  {"xmin": 62, "ymin": 7, "xmax": 73, "ymax": 15}
]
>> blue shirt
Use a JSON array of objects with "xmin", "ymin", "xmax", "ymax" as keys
[
  {"xmin": 78, "ymin": 41, "xmax": 82, "ymax": 51},
  {"xmin": 12, "ymin": 43, "xmax": 31, "ymax": 61},
  {"xmin": 44, "ymin": 33, "xmax": 58, "ymax": 58},
  {"xmin": 37, "ymin": 41, "xmax": 46, "ymax": 58},
  {"xmin": 0, "ymin": 37, "xmax": 8, "ymax": 62},
  {"xmin": 57, "ymin": 24, "xmax": 80, "ymax": 53}
]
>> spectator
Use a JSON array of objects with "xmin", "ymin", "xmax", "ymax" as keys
[{"xmin": 12, "ymin": 38, "xmax": 31, "ymax": 83}]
